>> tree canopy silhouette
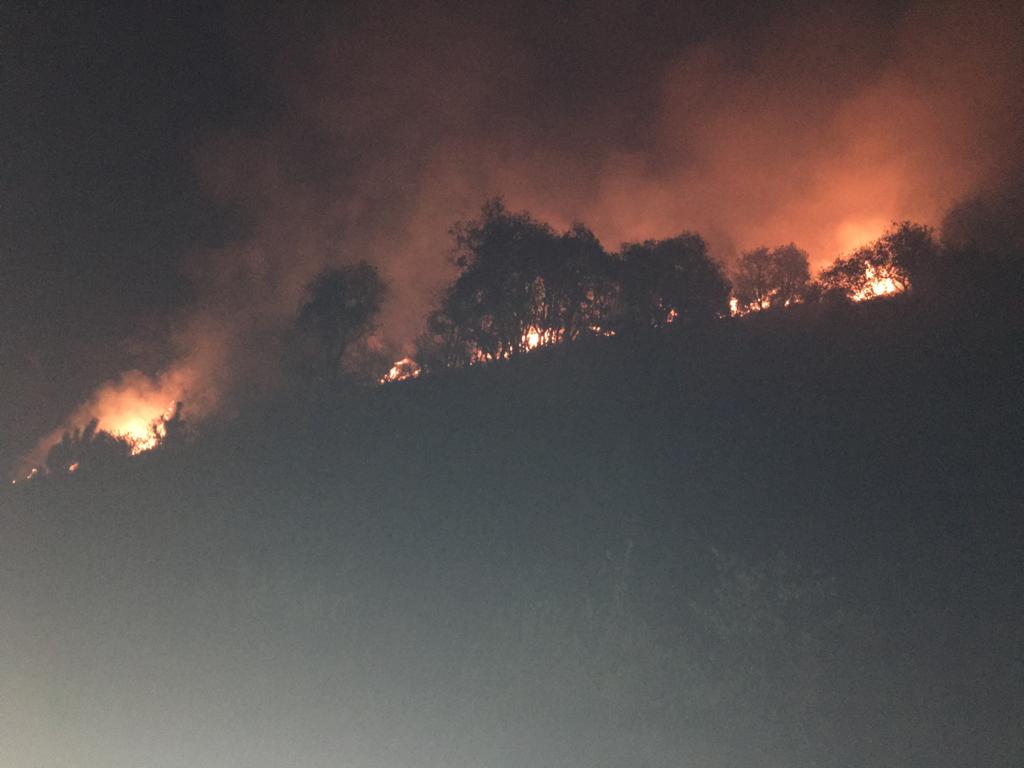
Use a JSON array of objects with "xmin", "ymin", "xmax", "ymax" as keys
[
  {"xmin": 732, "ymin": 244, "xmax": 811, "ymax": 311},
  {"xmin": 292, "ymin": 261, "xmax": 385, "ymax": 383},
  {"xmin": 422, "ymin": 199, "xmax": 618, "ymax": 365},
  {"xmin": 617, "ymin": 234, "xmax": 731, "ymax": 330},
  {"xmin": 818, "ymin": 223, "xmax": 928, "ymax": 300},
  {"xmin": 535, "ymin": 223, "xmax": 619, "ymax": 343},
  {"xmin": 879, "ymin": 221, "xmax": 943, "ymax": 297},
  {"xmin": 419, "ymin": 202, "xmax": 738, "ymax": 367},
  {"xmin": 45, "ymin": 419, "xmax": 132, "ymax": 475},
  {"xmin": 941, "ymin": 185, "xmax": 1024, "ymax": 306},
  {"xmin": 445, "ymin": 199, "xmax": 559, "ymax": 360}
]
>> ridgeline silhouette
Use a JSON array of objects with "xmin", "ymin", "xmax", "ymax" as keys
[
  {"xmin": 33, "ymin": 193, "xmax": 1024, "ymax": 474},
  {"xmin": 10, "ymin": 193, "xmax": 1023, "ymax": 767}
]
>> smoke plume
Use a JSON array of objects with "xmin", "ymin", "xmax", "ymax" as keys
[{"xmin": 25, "ymin": 0, "xmax": 1023, "ymax": 469}]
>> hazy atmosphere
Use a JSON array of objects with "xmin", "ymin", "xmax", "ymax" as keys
[
  {"xmin": 2, "ymin": 1, "xmax": 1022, "ymax": 766},
  {"xmin": 5, "ymin": 0, "xmax": 1024, "ymax": 469}
]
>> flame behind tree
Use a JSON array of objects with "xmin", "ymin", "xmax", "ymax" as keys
[
  {"xmin": 617, "ymin": 234, "xmax": 732, "ymax": 331},
  {"xmin": 21, "ymin": 210, "xmax": 950, "ymax": 480},
  {"xmin": 732, "ymin": 244, "xmax": 812, "ymax": 312},
  {"xmin": 818, "ymin": 253, "xmax": 904, "ymax": 302},
  {"xmin": 818, "ymin": 222, "xmax": 940, "ymax": 301},
  {"xmin": 442, "ymin": 199, "xmax": 572, "ymax": 360},
  {"xmin": 44, "ymin": 419, "xmax": 132, "ymax": 475},
  {"xmin": 18, "ymin": 369, "xmax": 199, "ymax": 479},
  {"xmin": 38, "ymin": 400, "xmax": 187, "ymax": 477},
  {"xmin": 419, "ymin": 200, "xmax": 731, "ymax": 368},
  {"xmin": 422, "ymin": 200, "xmax": 620, "ymax": 366}
]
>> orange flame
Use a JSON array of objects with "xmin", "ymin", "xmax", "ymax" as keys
[
  {"xmin": 20, "ymin": 369, "xmax": 196, "ymax": 478},
  {"xmin": 850, "ymin": 265, "xmax": 902, "ymax": 302},
  {"xmin": 523, "ymin": 325, "xmax": 562, "ymax": 350},
  {"xmin": 380, "ymin": 357, "xmax": 422, "ymax": 383},
  {"xmin": 104, "ymin": 400, "xmax": 178, "ymax": 455}
]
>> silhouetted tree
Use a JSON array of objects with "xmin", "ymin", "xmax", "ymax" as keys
[
  {"xmin": 45, "ymin": 419, "xmax": 132, "ymax": 475},
  {"xmin": 817, "ymin": 253, "xmax": 872, "ymax": 299},
  {"xmin": 536, "ymin": 223, "xmax": 619, "ymax": 341},
  {"xmin": 415, "ymin": 307, "xmax": 475, "ymax": 372},
  {"xmin": 882, "ymin": 221, "xmax": 944, "ymax": 297},
  {"xmin": 430, "ymin": 199, "xmax": 617, "ymax": 363},
  {"xmin": 733, "ymin": 244, "xmax": 811, "ymax": 311},
  {"xmin": 616, "ymin": 234, "xmax": 731, "ymax": 331},
  {"xmin": 817, "ymin": 222, "xmax": 945, "ymax": 302},
  {"xmin": 442, "ymin": 199, "xmax": 556, "ymax": 360},
  {"xmin": 426, "ymin": 207, "xmax": 729, "ymax": 364},
  {"xmin": 342, "ymin": 339, "xmax": 396, "ymax": 385},
  {"xmin": 155, "ymin": 401, "xmax": 191, "ymax": 450},
  {"xmin": 292, "ymin": 262, "xmax": 385, "ymax": 383},
  {"xmin": 818, "ymin": 223, "xmax": 922, "ymax": 301},
  {"xmin": 943, "ymin": 186, "xmax": 1024, "ymax": 261},
  {"xmin": 941, "ymin": 186, "xmax": 1024, "ymax": 307}
]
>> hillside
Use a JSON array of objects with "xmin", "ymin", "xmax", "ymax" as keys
[{"xmin": 3, "ymin": 297, "xmax": 1022, "ymax": 768}]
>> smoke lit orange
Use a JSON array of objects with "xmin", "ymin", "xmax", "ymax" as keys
[{"xmin": 19, "ymin": 369, "xmax": 196, "ymax": 479}]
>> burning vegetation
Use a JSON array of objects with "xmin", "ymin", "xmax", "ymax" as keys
[
  {"xmin": 379, "ymin": 357, "xmax": 422, "ymax": 384},
  {"xmin": 19, "ymin": 203, "xmax": 963, "ymax": 481},
  {"xmin": 407, "ymin": 201, "xmax": 731, "ymax": 372},
  {"xmin": 385, "ymin": 203, "xmax": 930, "ymax": 377},
  {"xmin": 16, "ymin": 379, "xmax": 189, "ymax": 482},
  {"xmin": 815, "ymin": 224, "xmax": 925, "ymax": 302},
  {"xmin": 101, "ymin": 400, "xmax": 180, "ymax": 455}
]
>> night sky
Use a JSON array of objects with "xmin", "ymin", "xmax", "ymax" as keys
[{"xmin": 2, "ymin": 2, "xmax": 262, "ymax": 471}]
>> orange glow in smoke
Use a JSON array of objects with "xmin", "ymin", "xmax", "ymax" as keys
[
  {"xmin": 835, "ymin": 218, "xmax": 889, "ymax": 258},
  {"xmin": 103, "ymin": 401, "xmax": 178, "ymax": 454},
  {"xmin": 19, "ymin": 370, "xmax": 194, "ymax": 479}
]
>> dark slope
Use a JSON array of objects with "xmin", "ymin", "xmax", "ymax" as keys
[{"xmin": 3, "ymin": 298, "xmax": 1022, "ymax": 767}]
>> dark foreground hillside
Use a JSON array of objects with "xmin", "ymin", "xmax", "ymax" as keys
[{"xmin": 3, "ymin": 298, "xmax": 1022, "ymax": 767}]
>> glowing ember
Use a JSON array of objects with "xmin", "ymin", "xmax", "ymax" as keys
[
  {"xmin": 380, "ymin": 357, "xmax": 422, "ymax": 384},
  {"xmin": 11, "ymin": 467, "xmax": 38, "ymax": 484}
]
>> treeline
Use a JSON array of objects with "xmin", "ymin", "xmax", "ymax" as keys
[
  {"xmin": 416, "ymin": 200, "xmax": 730, "ymax": 371},
  {"xmin": 292, "ymin": 191, "xmax": 1022, "ymax": 383},
  {"xmin": 34, "ymin": 187, "xmax": 1023, "ymax": 475}
]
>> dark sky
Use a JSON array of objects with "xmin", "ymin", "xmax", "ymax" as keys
[
  {"xmin": 1, "ymin": 2, "xmax": 264, "ymax": 469},
  {"xmin": 2, "ymin": 0, "xmax": 1022, "ymax": 474}
]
